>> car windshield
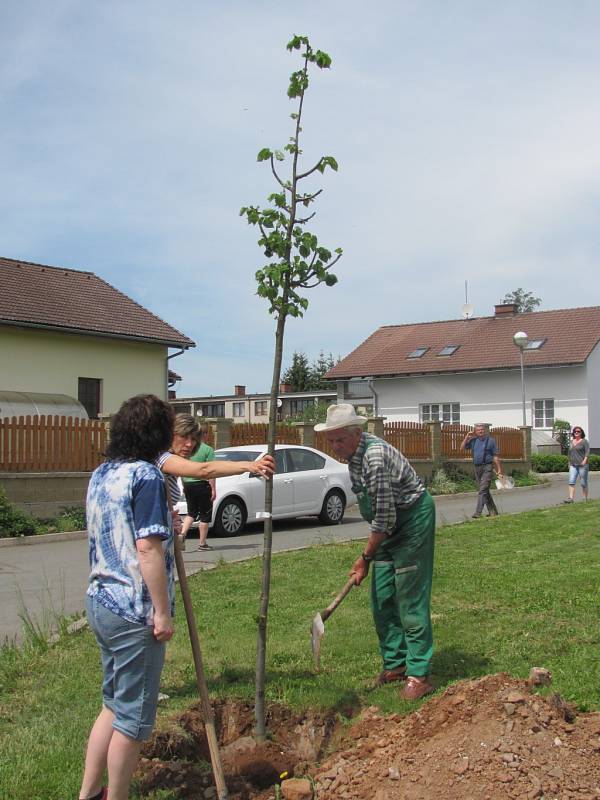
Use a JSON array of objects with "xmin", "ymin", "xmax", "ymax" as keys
[{"xmin": 214, "ymin": 450, "xmax": 262, "ymax": 462}]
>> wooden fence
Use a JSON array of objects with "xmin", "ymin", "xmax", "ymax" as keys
[
  {"xmin": 440, "ymin": 424, "xmax": 471, "ymax": 459},
  {"xmin": 229, "ymin": 423, "xmax": 300, "ymax": 447},
  {"xmin": 0, "ymin": 415, "xmax": 108, "ymax": 473},
  {"xmin": 383, "ymin": 421, "xmax": 432, "ymax": 459}
]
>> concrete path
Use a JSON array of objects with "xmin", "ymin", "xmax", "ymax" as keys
[{"xmin": 0, "ymin": 472, "xmax": 594, "ymax": 643}]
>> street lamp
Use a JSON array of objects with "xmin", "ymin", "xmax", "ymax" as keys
[{"xmin": 513, "ymin": 331, "xmax": 528, "ymax": 426}]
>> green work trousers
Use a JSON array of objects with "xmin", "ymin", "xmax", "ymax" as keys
[{"xmin": 370, "ymin": 491, "xmax": 435, "ymax": 678}]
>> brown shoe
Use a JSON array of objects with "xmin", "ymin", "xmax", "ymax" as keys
[
  {"xmin": 401, "ymin": 676, "xmax": 434, "ymax": 701},
  {"xmin": 372, "ymin": 666, "xmax": 407, "ymax": 687}
]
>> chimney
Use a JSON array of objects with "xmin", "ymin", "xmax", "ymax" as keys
[
  {"xmin": 494, "ymin": 303, "xmax": 517, "ymax": 316},
  {"xmin": 234, "ymin": 385, "xmax": 246, "ymax": 397},
  {"xmin": 279, "ymin": 383, "xmax": 292, "ymax": 393}
]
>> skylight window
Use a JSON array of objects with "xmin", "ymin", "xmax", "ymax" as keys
[
  {"xmin": 407, "ymin": 347, "xmax": 429, "ymax": 359},
  {"xmin": 524, "ymin": 338, "xmax": 546, "ymax": 351},
  {"xmin": 437, "ymin": 345, "xmax": 460, "ymax": 356}
]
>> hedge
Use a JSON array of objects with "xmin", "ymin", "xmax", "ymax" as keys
[{"xmin": 532, "ymin": 453, "xmax": 600, "ymax": 473}]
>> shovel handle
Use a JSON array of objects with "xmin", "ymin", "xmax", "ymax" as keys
[{"xmin": 320, "ymin": 576, "xmax": 356, "ymax": 623}]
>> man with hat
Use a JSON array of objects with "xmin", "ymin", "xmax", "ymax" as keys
[{"xmin": 315, "ymin": 404, "xmax": 436, "ymax": 700}]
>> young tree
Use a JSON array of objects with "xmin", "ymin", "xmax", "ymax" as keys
[
  {"xmin": 240, "ymin": 35, "xmax": 341, "ymax": 739},
  {"xmin": 500, "ymin": 288, "xmax": 541, "ymax": 313}
]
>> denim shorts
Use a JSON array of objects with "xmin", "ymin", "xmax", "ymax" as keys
[
  {"xmin": 569, "ymin": 464, "xmax": 589, "ymax": 489},
  {"xmin": 86, "ymin": 595, "xmax": 166, "ymax": 741}
]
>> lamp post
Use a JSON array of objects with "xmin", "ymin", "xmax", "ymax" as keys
[{"xmin": 513, "ymin": 331, "xmax": 528, "ymax": 426}]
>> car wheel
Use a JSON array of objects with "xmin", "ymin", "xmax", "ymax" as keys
[
  {"xmin": 213, "ymin": 498, "xmax": 247, "ymax": 537},
  {"xmin": 319, "ymin": 489, "xmax": 346, "ymax": 524}
]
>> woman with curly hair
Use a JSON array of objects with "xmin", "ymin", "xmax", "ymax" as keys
[{"xmin": 79, "ymin": 394, "xmax": 176, "ymax": 800}]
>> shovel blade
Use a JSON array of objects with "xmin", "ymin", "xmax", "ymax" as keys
[{"xmin": 311, "ymin": 612, "xmax": 325, "ymax": 669}]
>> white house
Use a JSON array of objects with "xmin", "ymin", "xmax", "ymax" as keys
[
  {"xmin": 327, "ymin": 303, "xmax": 600, "ymax": 449},
  {"xmin": 0, "ymin": 256, "xmax": 195, "ymax": 417}
]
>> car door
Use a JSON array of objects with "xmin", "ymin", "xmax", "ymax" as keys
[
  {"xmin": 286, "ymin": 447, "xmax": 328, "ymax": 514},
  {"xmin": 271, "ymin": 448, "xmax": 295, "ymax": 516}
]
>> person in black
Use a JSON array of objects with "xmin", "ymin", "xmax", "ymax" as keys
[{"xmin": 460, "ymin": 424, "xmax": 505, "ymax": 518}]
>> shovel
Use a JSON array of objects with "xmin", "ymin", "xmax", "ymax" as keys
[{"xmin": 311, "ymin": 576, "xmax": 356, "ymax": 669}]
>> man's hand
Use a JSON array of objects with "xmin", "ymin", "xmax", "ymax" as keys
[
  {"xmin": 153, "ymin": 612, "xmax": 174, "ymax": 641},
  {"xmin": 172, "ymin": 513, "xmax": 183, "ymax": 535},
  {"xmin": 248, "ymin": 455, "xmax": 275, "ymax": 479},
  {"xmin": 350, "ymin": 557, "xmax": 369, "ymax": 586}
]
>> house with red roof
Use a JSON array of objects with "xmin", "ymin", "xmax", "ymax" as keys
[
  {"xmin": 0, "ymin": 257, "xmax": 195, "ymax": 418},
  {"xmin": 327, "ymin": 303, "xmax": 600, "ymax": 449}
]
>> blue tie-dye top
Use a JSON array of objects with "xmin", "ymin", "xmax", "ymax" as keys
[{"xmin": 86, "ymin": 460, "xmax": 175, "ymax": 625}]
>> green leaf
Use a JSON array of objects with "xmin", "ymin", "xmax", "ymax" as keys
[
  {"xmin": 274, "ymin": 150, "xmax": 285, "ymax": 161},
  {"xmin": 257, "ymin": 148, "xmax": 272, "ymax": 162},
  {"xmin": 325, "ymin": 273, "xmax": 338, "ymax": 286}
]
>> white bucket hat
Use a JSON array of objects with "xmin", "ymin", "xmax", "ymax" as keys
[{"xmin": 314, "ymin": 403, "xmax": 368, "ymax": 432}]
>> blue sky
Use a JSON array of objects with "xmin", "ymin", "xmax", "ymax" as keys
[{"xmin": 2, "ymin": 1, "xmax": 600, "ymax": 395}]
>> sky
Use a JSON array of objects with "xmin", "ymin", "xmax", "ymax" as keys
[{"xmin": 2, "ymin": 1, "xmax": 600, "ymax": 397}]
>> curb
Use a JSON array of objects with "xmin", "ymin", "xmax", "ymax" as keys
[{"xmin": 0, "ymin": 529, "xmax": 86, "ymax": 548}]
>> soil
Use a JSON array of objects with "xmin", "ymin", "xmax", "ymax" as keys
[{"xmin": 137, "ymin": 674, "xmax": 600, "ymax": 800}]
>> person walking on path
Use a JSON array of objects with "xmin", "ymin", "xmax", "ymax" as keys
[
  {"xmin": 460, "ymin": 424, "xmax": 504, "ymax": 518},
  {"xmin": 316, "ymin": 404, "xmax": 436, "ymax": 702},
  {"xmin": 564, "ymin": 426, "xmax": 590, "ymax": 503},
  {"xmin": 180, "ymin": 422, "xmax": 216, "ymax": 550}
]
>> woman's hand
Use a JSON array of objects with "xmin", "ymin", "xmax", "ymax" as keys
[
  {"xmin": 247, "ymin": 455, "xmax": 275, "ymax": 479},
  {"xmin": 153, "ymin": 612, "xmax": 174, "ymax": 641}
]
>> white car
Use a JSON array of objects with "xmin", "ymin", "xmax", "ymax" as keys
[{"xmin": 175, "ymin": 443, "xmax": 356, "ymax": 537}]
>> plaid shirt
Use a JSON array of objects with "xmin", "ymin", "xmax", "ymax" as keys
[{"xmin": 348, "ymin": 432, "xmax": 425, "ymax": 535}]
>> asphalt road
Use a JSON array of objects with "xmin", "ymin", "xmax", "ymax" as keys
[{"xmin": 0, "ymin": 472, "xmax": 593, "ymax": 643}]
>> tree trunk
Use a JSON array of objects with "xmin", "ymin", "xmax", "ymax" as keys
[{"xmin": 254, "ymin": 310, "xmax": 287, "ymax": 740}]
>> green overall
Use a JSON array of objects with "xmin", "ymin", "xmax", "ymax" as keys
[{"xmin": 356, "ymin": 444, "xmax": 435, "ymax": 677}]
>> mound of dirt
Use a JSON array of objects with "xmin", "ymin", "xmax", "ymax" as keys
[
  {"xmin": 312, "ymin": 673, "xmax": 600, "ymax": 800},
  {"xmin": 137, "ymin": 674, "xmax": 600, "ymax": 800}
]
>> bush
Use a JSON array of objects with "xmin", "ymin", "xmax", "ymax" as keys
[
  {"xmin": 428, "ymin": 468, "xmax": 458, "ymax": 495},
  {"xmin": 531, "ymin": 454, "xmax": 568, "ymax": 472},
  {"xmin": 0, "ymin": 485, "xmax": 41, "ymax": 538},
  {"xmin": 552, "ymin": 419, "xmax": 571, "ymax": 455}
]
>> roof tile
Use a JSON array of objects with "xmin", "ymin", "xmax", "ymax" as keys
[
  {"xmin": 0, "ymin": 256, "xmax": 194, "ymax": 348},
  {"xmin": 327, "ymin": 307, "xmax": 600, "ymax": 378}
]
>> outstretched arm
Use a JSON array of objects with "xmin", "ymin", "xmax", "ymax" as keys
[{"xmin": 161, "ymin": 453, "xmax": 275, "ymax": 480}]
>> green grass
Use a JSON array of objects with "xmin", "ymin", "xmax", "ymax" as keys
[{"xmin": 1, "ymin": 502, "xmax": 600, "ymax": 798}]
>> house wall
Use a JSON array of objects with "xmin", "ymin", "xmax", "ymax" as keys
[
  {"xmin": 373, "ymin": 365, "xmax": 587, "ymax": 432},
  {"xmin": 0, "ymin": 325, "xmax": 167, "ymax": 415},
  {"xmin": 585, "ymin": 342, "xmax": 600, "ymax": 449}
]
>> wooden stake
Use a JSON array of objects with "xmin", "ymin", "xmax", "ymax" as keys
[{"xmin": 174, "ymin": 536, "xmax": 229, "ymax": 800}]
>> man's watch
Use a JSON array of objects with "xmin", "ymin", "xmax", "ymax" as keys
[{"xmin": 361, "ymin": 552, "xmax": 373, "ymax": 563}]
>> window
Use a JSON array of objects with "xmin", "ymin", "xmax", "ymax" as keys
[
  {"xmin": 232, "ymin": 402, "xmax": 245, "ymax": 417},
  {"xmin": 287, "ymin": 448, "xmax": 326, "ymax": 472},
  {"xmin": 524, "ymin": 338, "xmax": 546, "ymax": 351},
  {"xmin": 533, "ymin": 398, "xmax": 554, "ymax": 428},
  {"xmin": 437, "ymin": 345, "xmax": 460, "ymax": 356},
  {"xmin": 420, "ymin": 403, "xmax": 460, "ymax": 424},
  {"xmin": 289, "ymin": 398, "xmax": 314, "ymax": 415},
  {"xmin": 274, "ymin": 449, "xmax": 288, "ymax": 474},
  {"xmin": 201, "ymin": 403, "xmax": 224, "ymax": 418},
  {"xmin": 254, "ymin": 400, "xmax": 268, "ymax": 416},
  {"xmin": 407, "ymin": 347, "xmax": 429, "ymax": 359},
  {"xmin": 78, "ymin": 378, "xmax": 101, "ymax": 419}
]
